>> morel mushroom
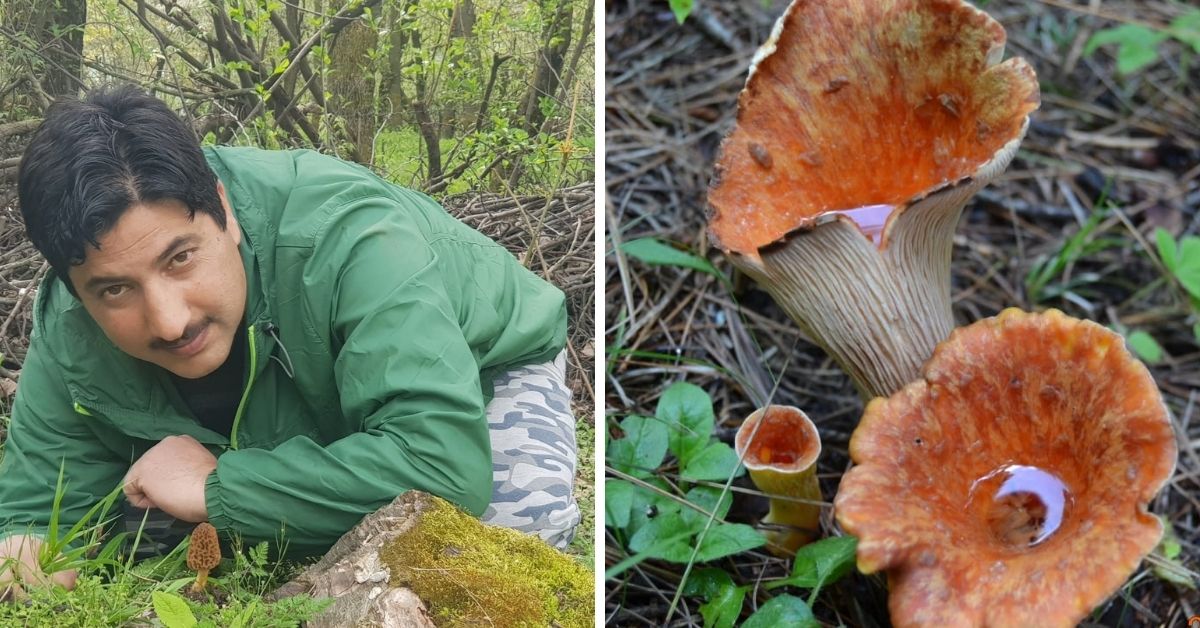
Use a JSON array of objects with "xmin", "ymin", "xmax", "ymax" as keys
[
  {"xmin": 834, "ymin": 309, "xmax": 1177, "ymax": 627},
  {"xmin": 734, "ymin": 405, "xmax": 823, "ymax": 555},
  {"xmin": 187, "ymin": 522, "xmax": 220, "ymax": 593},
  {"xmin": 707, "ymin": 0, "xmax": 1040, "ymax": 399}
]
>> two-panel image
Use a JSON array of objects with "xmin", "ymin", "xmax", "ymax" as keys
[{"xmin": 0, "ymin": 0, "xmax": 1195, "ymax": 625}]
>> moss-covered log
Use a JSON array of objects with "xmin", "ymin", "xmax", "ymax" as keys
[{"xmin": 271, "ymin": 491, "xmax": 592, "ymax": 627}]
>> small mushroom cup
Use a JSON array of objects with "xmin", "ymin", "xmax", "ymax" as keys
[
  {"xmin": 834, "ymin": 309, "xmax": 1177, "ymax": 627},
  {"xmin": 734, "ymin": 405, "xmax": 823, "ymax": 555}
]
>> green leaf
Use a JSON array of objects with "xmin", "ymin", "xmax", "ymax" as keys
[
  {"xmin": 679, "ymin": 486, "xmax": 734, "ymax": 530},
  {"xmin": 1116, "ymin": 39, "xmax": 1164, "ymax": 74},
  {"xmin": 628, "ymin": 512, "xmax": 695, "ymax": 560},
  {"xmin": 741, "ymin": 594, "xmax": 818, "ymax": 628},
  {"xmin": 694, "ymin": 523, "xmax": 767, "ymax": 562},
  {"xmin": 1151, "ymin": 515, "xmax": 1196, "ymax": 589},
  {"xmin": 1156, "ymin": 228, "xmax": 1177, "ymax": 273},
  {"xmin": 629, "ymin": 515, "xmax": 765, "ymax": 564},
  {"xmin": 668, "ymin": 0, "xmax": 694, "ymax": 24},
  {"xmin": 229, "ymin": 599, "xmax": 259, "ymax": 628},
  {"xmin": 152, "ymin": 591, "xmax": 198, "ymax": 628},
  {"xmin": 681, "ymin": 441, "xmax": 744, "ymax": 481},
  {"xmin": 1126, "ymin": 330, "xmax": 1164, "ymax": 363},
  {"xmin": 1174, "ymin": 237, "xmax": 1200, "ymax": 300},
  {"xmin": 656, "ymin": 381, "xmax": 714, "ymax": 464},
  {"xmin": 620, "ymin": 238, "xmax": 721, "ymax": 279},
  {"xmin": 683, "ymin": 569, "xmax": 746, "ymax": 628},
  {"xmin": 1085, "ymin": 24, "xmax": 1168, "ymax": 74},
  {"xmin": 606, "ymin": 480, "xmax": 638, "ymax": 529},
  {"xmin": 1193, "ymin": 322, "xmax": 1200, "ymax": 343},
  {"xmin": 683, "ymin": 566, "xmax": 735, "ymax": 597},
  {"xmin": 607, "ymin": 415, "xmax": 669, "ymax": 478},
  {"xmin": 768, "ymin": 536, "xmax": 858, "ymax": 601},
  {"xmin": 1168, "ymin": 10, "xmax": 1200, "ymax": 54},
  {"xmin": 625, "ymin": 479, "xmax": 681, "ymax": 539}
]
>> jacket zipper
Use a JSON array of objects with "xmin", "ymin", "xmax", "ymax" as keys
[{"xmin": 229, "ymin": 324, "xmax": 260, "ymax": 450}]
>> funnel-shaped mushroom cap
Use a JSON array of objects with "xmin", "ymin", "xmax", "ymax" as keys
[
  {"xmin": 707, "ymin": 0, "xmax": 1039, "ymax": 399},
  {"xmin": 735, "ymin": 405, "xmax": 823, "ymax": 554},
  {"xmin": 834, "ymin": 309, "xmax": 1177, "ymax": 627}
]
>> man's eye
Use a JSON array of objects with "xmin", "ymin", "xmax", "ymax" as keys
[
  {"xmin": 171, "ymin": 250, "xmax": 194, "ymax": 266},
  {"xmin": 102, "ymin": 285, "xmax": 127, "ymax": 298}
]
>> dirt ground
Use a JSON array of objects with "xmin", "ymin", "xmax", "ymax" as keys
[{"xmin": 605, "ymin": 0, "xmax": 1199, "ymax": 625}]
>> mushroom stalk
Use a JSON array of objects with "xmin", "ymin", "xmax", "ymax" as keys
[
  {"xmin": 193, "ymin": 570, "xmax": 209, "ymax": 593},
  {"xmin": 735, "ymin": 405, "xmax": 823, "ymax": 555},
  {"xmin": 707, "ymin": 0, "xmax": 1039, "ymax": 399}
]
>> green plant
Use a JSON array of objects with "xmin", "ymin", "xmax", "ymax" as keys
[
  {"xmin": 619, "ymin": 238, "xmax": 724, "ymax": 282},
  {"xmin": 0, "ymin": 473, "xmax": 328, "ymax": 626},
  {"xmin": 606, "ymin": 382, "xmax": 764, "ymax": 577},
  {"xmin": 1024, "ymin": 206, "xmax": 1123, "ymax": 305},
  {"xmin": 1124, "ymin": 329, "xmax": 1164, "ymax": 363},
  {"xmin": 1085, "ymin": 9, "xmax": 1200, "ymax": 75},
  {"xmin": 681, "ymin": 536, "xmax": 858, "ymax": 627},
  {"xmin": 1149, "ymin": 226, "xmax": 1200, "ymax": 345},
  {"xmin": 1119, "ymin": 227, "xmax": 1200, "ymax": 364},
  {"xmin": 668, "ymin": 0, "xmax": 694, "ymax": 24}
]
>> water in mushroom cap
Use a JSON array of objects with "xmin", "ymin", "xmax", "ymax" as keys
[{"xmin": 966, "ymin": 464, "xmax": 1072, "ymax": 549}]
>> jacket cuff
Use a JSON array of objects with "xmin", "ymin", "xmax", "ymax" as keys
[{"xmin": 204, "ymin": 469, "xmax": 230, "ymax": 531}]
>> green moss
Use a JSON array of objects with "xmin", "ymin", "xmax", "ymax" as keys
[{"xmin": 380, "ymin": 497, "xmax": 593, "ymax": 627}]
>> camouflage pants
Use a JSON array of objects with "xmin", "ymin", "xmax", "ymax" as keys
[
  {"xmin": 480, "ymin": 350, "xmax": 580, "ymax": 550},
  {"xmin": 124, "ymin": 351, "xmax": 579, "ymax": 555}
]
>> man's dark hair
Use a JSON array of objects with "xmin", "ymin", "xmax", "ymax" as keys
[{"xmin": 17, "ymin": 84, "xmax": 225, "ymax": 294}]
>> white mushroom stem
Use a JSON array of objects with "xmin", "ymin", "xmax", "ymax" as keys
[{"xmin": 734, "ymin": 145, "xmax": 1020, "ymax": 400}]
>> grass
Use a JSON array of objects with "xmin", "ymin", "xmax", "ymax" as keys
[
  {"xmin": 0, "ymin": 543, "xmax": 326, "ymax": 627},
  {"xmin": 568, "ymin": 414, "xmax": 596, "ymax": 568},
  {"xmin": 0, "ymin": 470, "xmax": 326, "ymax": 626}
]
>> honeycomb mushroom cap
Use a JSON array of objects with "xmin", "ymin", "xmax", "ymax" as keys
[
  {"xmin": 187, "ymin": 522, "xmax": 221, "ymax": 572},
  {"xmin": 834, "ymin": 309, "xmax": 1177, "ymax": 627}
]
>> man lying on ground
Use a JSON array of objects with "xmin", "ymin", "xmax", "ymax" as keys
[{"xmin": 0, "ymin": 84, "xmax": 579, "ymax": 594}]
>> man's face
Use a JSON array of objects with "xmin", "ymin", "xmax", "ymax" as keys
[{"xmin": 68, "ymin": 184, "xmax": 247, "ymax": 379}]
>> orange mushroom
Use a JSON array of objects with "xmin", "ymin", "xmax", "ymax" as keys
[
  {"xmin": 734, "ymin": 405, "xmax": 823, "ymax": 555},
  {"xmin": 707, "ymin": 0, "xmax": 1040, "ymax": 399},
  {"xmin": 834, "ymin": 309, "xmax": 1177, "ymax": 627},
  {"xmin": 186, "ymin": 522, "xmax": 221, "ymax": 594}
]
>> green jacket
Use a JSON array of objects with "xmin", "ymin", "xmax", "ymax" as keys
[{"xmin": 0, "ymin": 146, "xmax": 567, "ymax": 556}]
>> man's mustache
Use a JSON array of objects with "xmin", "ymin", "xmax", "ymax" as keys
[{"xmin": 152, "ymin": 319, "xmax": 212, "ymax": 350}]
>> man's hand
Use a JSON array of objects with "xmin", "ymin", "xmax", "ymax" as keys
[
  {"xmin": 0, "ymin": 535, "xmax": 75, "ymax": 601},
  {"xmin": 123, "ymin": 435, "xmax": 217, "ymax": 523}
]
